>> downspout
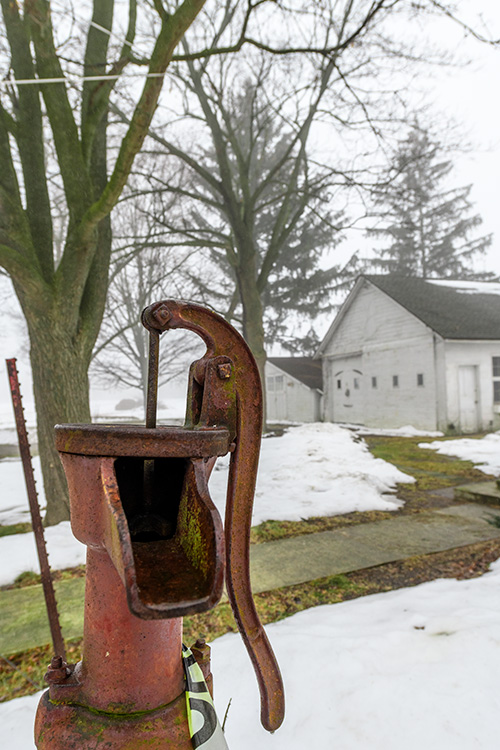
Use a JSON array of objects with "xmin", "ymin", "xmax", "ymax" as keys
[{"xmin": 432, "ymin": 332, "xmax": 444, "ymax": 432}]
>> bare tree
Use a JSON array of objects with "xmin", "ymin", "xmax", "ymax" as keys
[
  {"xmin": 1, "ymin": 0, "xmax": 494, "ymax": 521},
  {"xmin": 0, "ymin": 0, "xmax": 213, "ymax": 523},
  {"xmin": 1, "ymin": 0, "xmax": 365, "ymax": 523},
  {"xmin": 92, "ymin": 195, "xmax": 205, "ymax": 407},
  {"xmin": 112, "ymin": 0, "xmax": 407, "ymax": 397}
]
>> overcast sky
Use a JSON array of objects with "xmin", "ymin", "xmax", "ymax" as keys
[
  {"xmin": 0, "ymin": 0, "xmax": 499, "ymax": 409},
  {"xmin": 397, "ymin": 0, "xmax": 500, "ymax": 276}
]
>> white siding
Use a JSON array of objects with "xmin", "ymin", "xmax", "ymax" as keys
[
  {"xmin": 323, "ymin": 284, "xmax": 427, "ymax": 357},
  {"xmin": 265, "ymin": 362, "xmax": 321, "ymax": 423},
  {"xmin": 320, "ymin": 279, "xmax": 500, "ymax": 433},
  {"xmin": 362, "ymin": 340, "xmax": 437, "ymax": 430},
  {"xmin": 434, "ymin": 336, "xmax": 447, "ymax": 431},
  {"xmin": 443, "ymin": 341, "xmax": 500, "ymax": 432},
  {"xmin": 322, "ymin": 282, "xmax": 439, "ymax": 430}
]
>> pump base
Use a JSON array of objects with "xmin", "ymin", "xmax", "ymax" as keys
[{"xmin": 34, "ymin": 689, "xmax": 192, "ymax": 749}]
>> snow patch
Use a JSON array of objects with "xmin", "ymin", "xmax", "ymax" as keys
[
  {"xmin": 427, "ymin": 279, "xmax": 500, "ymax": 295},
  {"xmin": 0, "ymin": 423, "xmax": 412, "ymax": 585},
  {"xmin": 3, "ymin": 560, "xmax": 500, "ymax": 748},
  {"xmin": 344, "ymin": 423, "xmax": 444, "ymax": 438},
  {"xmin": 209, "ymin": 423, "xmax": 413, "ymax": 525},
  {"xmin": 419, "ymin": 431, "xmax": 500, "ymax": 475},
  {"xmin": 0, "ymin": 522, "xmax": 85, "ymax": 586}
]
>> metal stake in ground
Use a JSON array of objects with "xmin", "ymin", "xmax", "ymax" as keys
[{"xmin": 5, "ymin": 358, "xmax": 65, "ymax": 661}]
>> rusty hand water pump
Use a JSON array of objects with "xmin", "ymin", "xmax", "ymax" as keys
[{"xmin": 35, "ymin": 300, "xmax": 285, "ymax": 749}]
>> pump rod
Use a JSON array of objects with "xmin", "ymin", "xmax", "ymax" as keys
[{"xmin": 146, "ymin": 330, "xmax": 160, "ymax": 429}]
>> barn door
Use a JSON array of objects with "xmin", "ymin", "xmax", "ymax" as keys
[
  {"xmin": 267, "ymin": 374, "xmax": 286, "ymax": 421},
  {"xmin": 332, "ymin": 357, "xmax": 364, "ymax": 424},
  {"xmin": 458, "ymin": 365, "xmax": 479, "ymax": 433}
]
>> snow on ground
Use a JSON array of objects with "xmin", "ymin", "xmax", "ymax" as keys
[
  {"xmin": 0, "ymin": 456, "xmax": 45, "ymax": 526},
  {"xmin": 343, "ymin": 423, "xmax": 444, "ymax": 438},
  {"xmin": 420, "ymin": 431, "xmax": 500, "ymax": 476},
  {"xmin": 0, "ymin": 423, "xmax": 413, "ymax": 585},
  {"xmin": 3, "ymin": 560, "xmax": 500, "ymax": 749},
  {"xmin": 208, "ymin": 423, "xmax": 413, "ymax": 525},
  {"xmin": 0, "ymin": 522, "xmax": 85, "ymax": 587}
]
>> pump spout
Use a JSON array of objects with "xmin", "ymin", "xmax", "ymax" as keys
[
  {"xmin": 101, "ymin": 456, "xmax": 225, "ymax": 618},
  {"xmin": 56, "ymin": 424, "xmax": 227, "ymax": 618}
]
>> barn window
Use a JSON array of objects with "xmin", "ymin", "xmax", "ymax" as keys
[
  {"xmin": 393, "ymin": 375, "xmax": 399, "ymax": 387},
  {"xmin": 266, "ymin": 377, "xmax": 275, "ymax": 392},
  {"xmin": 337, "ymin": 379, "xmax": 342, "ymax": 389},
  {"xmin": 371, "ymin": 377, "xmax": 377, "ymax": 389},
  {"xmin": 493, "ymin": 357, "xmax": 500, "ymax": 403},
  {"xmin": 495, "ymin": 382, "xmax": 500, "ymax": 404},
  {"xmin": 417, "ymin": 373, "xmax": 424, "ymax": 386},
  {"xmin": 354, "ymin": 377, "xmax": 360, "ymax": 389},
  {"xmin": 275, "ymin": 375, "xmax": 284, "ymax": 392}
]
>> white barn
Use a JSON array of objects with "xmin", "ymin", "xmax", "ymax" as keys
[
  {"xmin": 265, "ymin": 357, "xmax": 323, "ymax": 423},
  {"xmin": 316, "ymin": 275, "xmax": 500, "ymax": 433}
]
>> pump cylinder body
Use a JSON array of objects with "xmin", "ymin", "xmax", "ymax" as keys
[{"xmin": 35, "ymin": 424, "xmax": 228, "ymax": 748}]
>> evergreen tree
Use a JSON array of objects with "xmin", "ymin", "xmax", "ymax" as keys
[
  {"xmin": 367, "ymin": 126, "xmax": 493, "ymax": 278},
  {"xmin": 137, "ymin": 71, "xmax": 346, "ymax": 377}
]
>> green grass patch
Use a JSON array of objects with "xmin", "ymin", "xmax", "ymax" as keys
[
  {"xmin": 365, "ymin": 435, "xmax": 492, "ymax": 491},
  {"xmin": 250, "ymin": 434, "xmax": 495, "ymax": 545},
  {"xmin": 1, "ymin": 565, "xmax": 85, "ymax": 592},
  {"xmin": 0, "ymin": 573, "xmax": 369, "ymax": 703},
  {"xmin": 487, "ymin": 514, "xmax": 500, "ymax": 529},
  {"xmin": 0, "ymin": 576, "xmax": 86, "ymax": 656},
  {"xmin": 3, "ymin": 536, "xmax": 500, "ymax": 703},
  {"xmin": 0, "ymin": 523, "xmax": 32, "ymax": 538},
  {"xmin": 14, "ymin": 571, "xmax": 41, "ymax": 588},
  {"xmin": 250, "ymin": 509, "xmax": 393, "ymax": 544}
]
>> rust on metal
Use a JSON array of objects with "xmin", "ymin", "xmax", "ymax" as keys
[
  {"xmin": 142, "ymin": 300, "xmax": 285, "ymax": 732},
  {"xmin": 146, "ymin": 329, "xmax": 160, "ymax": 428},
  {"xmin": 191, "ymin": 638, "xmax": 213, "ymax": 698},
  {"xmin": 6, "ymin": 358, "xmax": 65, "ymax": 662},
  {"xmin": 36, "ymin": 299, "xmax": 284, "ymax": 749},
  {"xmin": 44, "ymin": 656, "xmax": 71, "ymax": 685},
  {"xmin": 54, "ymin": 423, "xmax": 231, "ymax": 457}
]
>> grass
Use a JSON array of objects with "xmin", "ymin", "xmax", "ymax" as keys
[
  {"xmin": 2, "ymin": 432, "xmax": 499, "ymax": 703},
  {"xmin": 3, "ymin": 537, "xmax": 500, "ymax": 703},
  {"xmin": 365, "ymin": 434, "xmax": 491, "ymax": 491},
  {"xmin": 0, "ymin": 577, "xmax": 86, "ymax": 656},
  {"xmin": 1, "ymin": 565, "xmax": 85, "ymax": 592},
  {"xmin": 250, "ymin": 433, "xmax": 496, "ymax": 544},
  {"xmin": 0, "ymin": 523, "xmax": 32, "ymax": 538}
]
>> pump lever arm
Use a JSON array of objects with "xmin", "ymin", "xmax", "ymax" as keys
[{"xmin": 142, "ymin": 300, "xmax": 285, "ymax": 733}]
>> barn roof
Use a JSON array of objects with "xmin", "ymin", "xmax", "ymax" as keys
[
  {"xmin": 268, "ymin": 357, "xmax": 323, "ymax": 391},
  {"xmin": 363, "ymin": 275, "xmax": 500, "ymax": 340}
]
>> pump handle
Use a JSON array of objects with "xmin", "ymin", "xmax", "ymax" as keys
[{"xmin": 142, "ymin": 300, "xmax": 284, "ymax": 732}]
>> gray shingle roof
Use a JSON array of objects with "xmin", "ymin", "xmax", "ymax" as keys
[
  {"xmin": 268, "ymin": 357, "xmax": 323, "ymax": 391},
  {"xmin": 364, "ymin": 275, "xmax": 500, "ymax": 340}
]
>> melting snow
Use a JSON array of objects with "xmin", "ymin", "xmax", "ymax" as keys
[{"xmin": 3, "ymin": 559, "xmax": 500, "ymax": 749}]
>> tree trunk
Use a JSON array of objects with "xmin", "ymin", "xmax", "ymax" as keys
[
  {"xmin": 236, "ymin": 253, "xmax": 268, "ymax": 429},
  {"xmin": 28, "ymin": 318, "xmax": 92, "ymax": 526}
]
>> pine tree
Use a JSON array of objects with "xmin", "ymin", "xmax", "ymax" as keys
[{"xmin": 367, "ymin": 126, "xmax": 493, "ymax": 279}]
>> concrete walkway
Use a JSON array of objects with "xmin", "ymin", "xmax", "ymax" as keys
[
  {"xmin": 1, "ymin": 503, "xmax": 500, "ymax": 654},
  {"xmin": 250, "ymin": 503, "xmax": 500, "ymax": 592}
]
